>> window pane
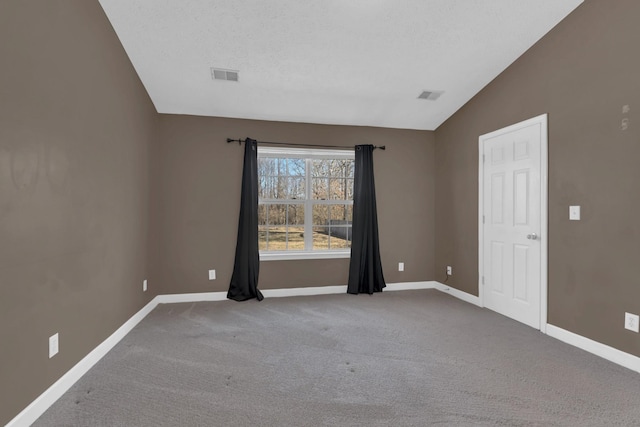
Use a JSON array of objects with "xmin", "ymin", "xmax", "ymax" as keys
[
  {"xmin": 287, "ymin": 204, "xmax": 304, "ymax": 226},
  {"xmin": 258, "ymin": 158, "xmax": 277, "ymax": 175},
  {"xmin": 329, "ymin": 227, "xmax": 351, "ymax": 249},
  {"xmin": 312, "ymin": 177, "xmax": 327, "ymax": 200},
  {"xmin": 259, "ymin": 158, "xmax": 306, "ymax": 200},
  {"xmin": 258, "ymin": 175, "xmax": 273, "ymax": 199},
  {"xmin": 258, "ymin": 204, "xmax": 267, "ymax": 226},
  {"xmin": 258, "ymin": 226, "xmax": 267, "ymax": 250},
  {"xmin": 328, "ymin": 159, "xmax": 354, "ymax": 178},
  {"xmin": 271, "ymin": 157, "xmax": 305, "ymax": 177},
  {"xmin": 267, "ymin": 204, "xmax": 287, "ymax": 226},
  {"xmin": 259, "ymin": 204, "xmax": 304, "ymax": 252},
  {"xmin": 288, "ymin": 177, "xmax": 306, "ymax": 199},
  {"xmin": 346, "ymin": 178, "xmax": 354, "ymax": 200},
  {"xmin": 276, "ymin": 158, "xmax": 285, "ymax": 175},
  {"xmin": 329, "ymin": 205, "xmax": 350, "ymax": 224},
  {"xmin": 311, "ymin": 159, "xmax": 330, "ymax": 178},
  {"xmin": 313, "ymin": 204, "xmax": 328, "ymax": 226},
  {"xmin": 264, "ymin": 226, "xmax": 286, "ymax": 251},
  {"xmin": 258, "ymin": 158, "xmax": 275, "ymax": 199},
  {"xmin": 278, "ymin": 176, "xmax": 288, "ymax": 199},
  {"xmin": 286, "ymin": 226, "xmax": 305, "ymax": 250},
  {"xmin": 329, "ymin": 178, "xmax": 350, "ymax": 199},
  {"xmin": 328, "ymin": 160, "xmax": 342, "ymax": 177},
  {"xmin": 318, "ymin": 173, "xmax": 353, "ymax": 200},
  {"xmin": 312, "ymin": 226, "xmax": 329, "ymax": 250},
  {"xmin": 287, "ymin": 158, "xmax": 306, "ymax": 177}
]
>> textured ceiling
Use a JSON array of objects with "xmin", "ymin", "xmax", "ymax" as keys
[{"xmin": 99, "ymin": 0, "xmax": 583, "ymax": 131}]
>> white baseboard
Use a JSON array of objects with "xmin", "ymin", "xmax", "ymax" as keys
[
  {"xmin": 155, "ymin": 292, "xmax": 228, "ymax": 304},
  {"xmin": 156, "ymin": 281, "xmax": 439, "ymax": 303},
  {"xmin": 385, "ymin": 281, "xmax": 438, "ymax": 291},
  {"xmin": 546, "ymin": 324, "xmax": 640, "ymax": 374},
  {"xmin": 433, "ymin": 281, "xmax": 482, "ymax": 307},
  {"xmin": 263, "ymin": 285, "xmax": 346, "ymax": 298},
  {"xmin": 264, "ymin": 281, "xmax": 438, "ymax": 297},
  {"xmin": 156, "ymin": 286, "xmax": 346, "ymax": 303},
  {"xmin": 6, "ymin": 297, "xmax": 159, "ymax": 427}
]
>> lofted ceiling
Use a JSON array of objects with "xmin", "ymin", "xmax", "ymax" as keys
[{"xmin": 99, "ymin": 0, "xmax": 583, "ymax": 131}]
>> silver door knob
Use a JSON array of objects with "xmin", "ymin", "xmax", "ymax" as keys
[{"xmin": 527, "ymin": 233, "xmax": 538, "ymax": 240}]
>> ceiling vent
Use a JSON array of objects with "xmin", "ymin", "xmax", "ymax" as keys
[
  {"xmin": 211, "ymin": 68, "xmax": 239, "ymax": 82},
  {"xmin": 418, "ymin": 90, "xmax": 444, "ymax": 101}
]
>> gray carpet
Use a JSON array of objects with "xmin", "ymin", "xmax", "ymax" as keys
[{"xmin": 34, "ymin": 290, "xmax": 640, "ymax": 426}]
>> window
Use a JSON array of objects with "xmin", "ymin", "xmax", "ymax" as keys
[{"xmin": 257, "ymin": 147, "xmax": 354, "ymax": 260}]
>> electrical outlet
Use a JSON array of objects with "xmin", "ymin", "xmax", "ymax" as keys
[
  {"xmin": 569, "ymin": 206, "xmax": 581, "ymax": 221},
  {"xmin": 143, "ymin": 279, "xmax": 148, "ymax": 292},
  {"xmin": 398, "ymin": 262, "xmax": 404, "ymax": 272},
  {"xmin": 49, "ymin": 333, "xmax": 59, "ymax": 358},
  {"xmin": 446, "ymin": 266, "xmax": 452, "ymax": 275},
  {"xmin": 209, "ymin": 269, "xmax": 216, "ymax": 280},
  {"xmin": 624, "ymin": 312, "xmax": 639, "ymax": 333}
]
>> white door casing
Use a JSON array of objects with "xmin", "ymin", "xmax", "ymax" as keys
[{"xmin": 479, "ymin": 114, "xmax": 548, "ymax": 331}]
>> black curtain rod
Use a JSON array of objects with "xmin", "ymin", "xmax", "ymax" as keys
[{"xmin": 226, "ymin": 138, "xmax": 385, "ymax": 151}]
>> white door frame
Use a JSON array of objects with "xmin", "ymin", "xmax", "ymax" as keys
[{"xmin": 478, "ymin": 113, "xmax": 548, "ymax": 333}]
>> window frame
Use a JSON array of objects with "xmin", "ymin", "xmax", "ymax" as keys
[{"xmin": 257, "ymin": 146, "xmax": 354, "ymax": 261}]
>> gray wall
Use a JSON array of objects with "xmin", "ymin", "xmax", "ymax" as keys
[
  {"xmin": 0, "ymin": 2, "xmax": 157, "ymax": 424},
  {"xmin": 154, "ymin": 115, "xmax": 435, "ymax": 294},
  {"xmin": 435, "ymin": 0, "xmax": 640, "ymax": 357}
]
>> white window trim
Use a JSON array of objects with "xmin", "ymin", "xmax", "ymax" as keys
[
  {"xmin": 260, "ymin": 250, "xmax": 351, "ymax": 261},
  {"xmin": 258, "ymin": 146, "xmax": 354, "ymax": 160},
  {"xmin": 258, "ymin": 146, "xmax": 354, "ymax": 261}
]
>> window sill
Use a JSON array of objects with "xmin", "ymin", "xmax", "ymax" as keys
[{"xmin": 259, "ymin": 250, "xmax": 351, "ymax": 261}]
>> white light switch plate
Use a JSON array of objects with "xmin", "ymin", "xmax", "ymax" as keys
[
  {"xmin": 49, "ymin": 333, "xmax": 59, "ymax": 358},
  {"xmin": 569, "ymin": 206, "xmax": 581, "ymax": 221},
  {"xmin": 398, "ymin": 262, "xmax": 404, "ymax": 272},
  {"xmin": 208, "ymin": 269, "xmax": 216, "ymax": 280}
]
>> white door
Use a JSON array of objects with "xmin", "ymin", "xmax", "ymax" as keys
[{"xmin": 480, "ymin": 115, "xmax": 547, "ymax": 330}]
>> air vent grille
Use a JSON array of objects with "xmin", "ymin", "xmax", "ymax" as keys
[
  {"xmin": 211, "ymin": 68, "xmax": 239, "ymax": 82},
  {"xmin": 418, "ymin": 90, "xmax": 444, "ymax": 101}
]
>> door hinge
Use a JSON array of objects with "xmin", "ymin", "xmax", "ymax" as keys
[
  {"xmin": 482, "ymin": 154, "xmax": 485, "ymax": 163},
  {"xmin": 481, "ymin": 276, "xmax": 485, "ymax": 285},
  {"xmin": 483, "ymin": 215, "xmax": 485, "ymax": 224}
]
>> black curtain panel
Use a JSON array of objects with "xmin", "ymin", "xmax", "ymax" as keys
[
  {"xmin": 228, "ymin": 138, "xmax": 264, "ymax": 302},
  {"xmin": 347, "ymin": 144, "xmax": 386, "ymax": 295}
]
